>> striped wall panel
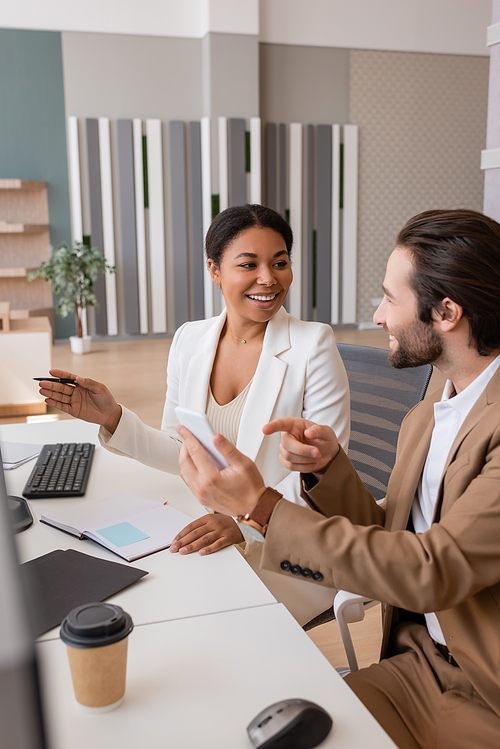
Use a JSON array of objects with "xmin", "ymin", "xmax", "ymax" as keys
[
  {"xmin": 306, "ymin": 124, "xmax": 315, "ymax": 322},
  {"xmin": 86, "ymin": 118, "xmax": 107, "ymax": 335},
  {"xmin": 67, "ymin": 116, "xmax": 88, "ymax": 336},
  {"xmin": 249, "ymin": 117, "xmax": 261, "ymax": 204},
  {"xmin": 342, "ymin": 125, "xmax": 359, "ymax": 324},
  {"xmin": 218, "ymin": 117, "xmax": 229, "ymax": 213},
  {"xmin": 169, "ymin": 121, "xmax": 190, "ymax": 329},
  {"xmin": 146, "ymin": 119, "xmax": 167, "ymax": 334},
  {"xmin": 278, "ymin": 123, "xmax": 286, "ymax": 219},
  {"xmin": 288, "ymin": 123, "xmax": 302, "ymax": 319},
  {"xmin": 189, "ymin": 121, "xmax": 205, "ymax": 321},
  {"xmin": 133, "ymin": 119, "xmax": 149, "ymax": 334},
  {"xmin": 265, "ymin": 123, "xmax": 277, "ymax": 211},
  {"xmin": 68, "ymin": 116, "xmax": 83, "ymax": 243},
  {"xmin": 315, "ymin": 124, "xmax": 332, "ymax": 324},
  {"xmin": 331, "ymin": 125, "xmax": 341, "ymax": 325},
  {"xmin": 228, "ymin": 118, "xmax": 246, "ymax": 207},
  {"xmin": 98, "ymin": 117, "xmax": 118, "ymax": 336},
  {"xmin": 67, "ymin": 116, "xmax": 359, "ymax": 339},
  {"xmin": 200, "ymin": 116, "xmax": 214, "ymax": 319},
  {"xmin": 117, "ymin": 119, "xmax": 140, "ymax": 335}
]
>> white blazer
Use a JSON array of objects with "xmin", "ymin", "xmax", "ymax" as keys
[{"xmin": 100, "ymin": 306, "xmax": 350, "ymax": 504}]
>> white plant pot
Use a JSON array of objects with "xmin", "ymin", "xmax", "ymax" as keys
[{"xmin": 69, "ymin": 335, "xmax": 92, "ymax": 355}]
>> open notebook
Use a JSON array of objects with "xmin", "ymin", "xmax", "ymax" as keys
[{"xmin": 40, "ymin": 493, "xmax": 193, "ymax": 562}]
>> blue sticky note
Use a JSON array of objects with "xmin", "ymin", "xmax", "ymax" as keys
[{"xmin": 97, "ymin": 521, "xmax": 149, "ymax": 548}]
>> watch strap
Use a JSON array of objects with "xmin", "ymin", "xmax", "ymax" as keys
[{"xmin": 247, "ymin": 486, "xmax": 283, "ymax": 526}]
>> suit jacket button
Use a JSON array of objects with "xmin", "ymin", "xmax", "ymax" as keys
[
  {"xmin": 291, "ymin": 564, "xmax": 302, "ymax": 575},
  {"xmin": 312, "ymin": 571, "xmax": 323, "ymax": 581},
  {"xmin": 280, "ymin": 560, "xmax": 291, "ymax": 572},
  {"xmin": 301, "ymin": 568, "xmax": 312, "ymax": 578}
]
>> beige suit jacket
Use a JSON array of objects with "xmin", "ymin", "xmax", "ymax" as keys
[{"xmin": 262, "ymin": 366, "xmax": 500, "ymax": 717}]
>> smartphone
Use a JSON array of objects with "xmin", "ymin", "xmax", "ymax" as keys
[{"xmin": 174, "ymin": 406, "xmax": 229, "ymax": 470}]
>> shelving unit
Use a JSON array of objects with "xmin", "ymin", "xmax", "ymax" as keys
[
  {"xmin": 0, "ymin": 223, "xmax": 49, "ymax": 233},
  {"xmin": 0, "ymin": 179, "xmax": 52, "ymax": 320},
  {"xmin": 0, "ymin": 267, "xmax": 37, "ymax": 277},
  {"xmin": 0, "ymin": 315, "xmax": 52, "ymax": 417},
  {"xmin": 0, "ymin": 180, "xmax": 52, "ymax": 416}
]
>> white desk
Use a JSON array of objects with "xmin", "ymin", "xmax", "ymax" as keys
[
  {"xmin": 1, "ymin": 420, "xmax": 275, "ymax": 637},
  {"xmin": 3, "ymin": 419, "xmax": 341, "ymax": 626},
  {"xmin": 3, "ymin": 420, "xmax": 396, "ymax": 748},
  {"xmin": 38, "ymin": 603, "xmax": 396, "ymax": 749}
]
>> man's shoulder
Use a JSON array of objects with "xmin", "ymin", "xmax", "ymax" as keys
[{"xmin": 403, "ymin": 386, "xmax": 441, "ymax": 422}]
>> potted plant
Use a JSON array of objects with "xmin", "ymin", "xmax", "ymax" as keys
[{"xmin": 29, "ymin": 241, "xmax": 115, "ymax": 354}]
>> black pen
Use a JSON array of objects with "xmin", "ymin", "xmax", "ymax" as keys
[{"xmin": 33, "ymin": 377, "xmax": 78, "ymax": 385}]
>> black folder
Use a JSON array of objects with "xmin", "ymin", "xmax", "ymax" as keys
[{"xmin": 21, "ymin": 548, "xmax": 148, "ymax": 639}]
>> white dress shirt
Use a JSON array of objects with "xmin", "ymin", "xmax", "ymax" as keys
[{"xmin": 412, "ymin": 354, "xmax": 500, "ymax": 644}]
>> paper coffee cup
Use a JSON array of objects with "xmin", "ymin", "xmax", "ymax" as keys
[{"xmin": 60, "ymin": 602, "xmax": 133, "ymax": 712}]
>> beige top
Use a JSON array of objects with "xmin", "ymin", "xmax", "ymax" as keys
[{"xmin": 206, "ymin": 378, "xmax": 253, "ymax": 445}]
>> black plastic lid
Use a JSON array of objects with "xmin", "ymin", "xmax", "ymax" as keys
[{"xmin": 60, "ymin": 603, "xmax": 133, "ymax": 648}]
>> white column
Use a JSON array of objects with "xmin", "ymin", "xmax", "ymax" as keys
[
  {"xmin": 201, "ymin": 117, "xmax": 214, "ymax": 319},
  {"xmin": 98, "ymin": 117, "xmax": 118, "ymax": 336},
  {"xmin": 331, "ymin": 125, "xmax": 341, "ymax": 325},
  {"xmin": 133, "ymin": 119, "xmax": 149, "ymax": 334},
  {"xmin": 67, "ymin": 116, "xmax": 88, "ymax": 336},
  {"xmin": 146, "ymin": 119, "xmax": 167, "ymax": 334},
  {"xmin": 67, "ymin": 116, "xmax": 83, "ymax": 244}
]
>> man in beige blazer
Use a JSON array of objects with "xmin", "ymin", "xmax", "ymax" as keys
[{"xmin": 178, "ymin": 209, "xmax": 500, "ymax": 748}]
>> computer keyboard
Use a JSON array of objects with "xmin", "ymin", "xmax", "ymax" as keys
[{"xmin": 22, "ymin": 443, "xmax": 95, "ymax": 499}]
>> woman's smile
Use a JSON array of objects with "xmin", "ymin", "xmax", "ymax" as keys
[{"xmin": 245, "ymin": 291, "xmax": 281, "ymax": 309}]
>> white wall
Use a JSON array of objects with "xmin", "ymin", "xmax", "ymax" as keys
[
  {"xmin": 0, "ymin": 0, "xmax": 490, "ymax": 55},
  {"xmin": 0, "ymin": 0, "xmax": 258, "ymax": 38},
  {"xmin": 260, "ymin": 0, "xmax": 492, "ymax": 56}
]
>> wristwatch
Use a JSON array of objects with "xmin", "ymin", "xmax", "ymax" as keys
[{"xmin": 236, "ymin": 487, "xmax": 283, "ymax": 542}]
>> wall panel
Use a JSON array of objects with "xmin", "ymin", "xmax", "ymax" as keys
[
  {"xmin": 86, "ymin": 118, "xmax": 107, "ymax": 335},
  {"xmin": 350, "ymin": 49, "xmax": 487, "ymax": 322},
  {"xmin": 169, "ymin": 120, "xmax": 190, "ymax": 329},
  {"xmin": 0, "ymin": 29, "xmax": 72, "ymax": 338},
  {"xmin": 117, "ymin": 119, "xmax": 140, "ymax": 335},
  {"xmin": 146, "ymin": 119, "xmax": 167, "ymax": 334}
]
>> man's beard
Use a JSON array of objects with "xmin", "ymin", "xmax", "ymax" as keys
[{"xmin": 388, "ymin": 319, "xmax": 443, "ymax": 369}]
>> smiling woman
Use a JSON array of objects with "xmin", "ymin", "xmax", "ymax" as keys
[
  {"xmin": 208, "ymin": 222, "xmax": 293, "ymax": 406},
  {"xmin": 38, "ymin": 204, "xmax": 350, "ymax": 624}
]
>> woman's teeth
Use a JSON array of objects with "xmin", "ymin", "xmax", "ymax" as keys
[{"xmin": 248, "ymin": 294, "xmax": 278, "ymax": 301}]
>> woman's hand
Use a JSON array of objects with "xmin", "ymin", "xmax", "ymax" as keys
[
  {"xmin": 263, "ymin": 417, "xmax": 339, "ymax": 473},
  {"xmin": 169, "ymin": 514, "xmax": 244, "ymax": 556},
  {"xmin": 38, "ymin": 369, "xmax": 122, "ymax": 433}
]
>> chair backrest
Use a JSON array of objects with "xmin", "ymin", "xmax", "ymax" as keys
[{"xmin": 337, "ymin": 343, "xmax": 433, "ymax": 501}]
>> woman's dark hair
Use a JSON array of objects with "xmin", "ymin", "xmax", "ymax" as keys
[
  {"xmin": 205, "ymin": 204, "xmax": 293, "ymax": 267},
  {"xmin": 397, "ymin": 208, "xmax": 500, "ymax": 355}
]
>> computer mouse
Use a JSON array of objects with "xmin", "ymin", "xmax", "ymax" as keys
[{"xmin": 247, "ymin": 698, "xmax": 333, "ymax": 749}]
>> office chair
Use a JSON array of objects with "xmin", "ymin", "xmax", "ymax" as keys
[{"xmin": 304, "ymin": 343, "xmax": 433, "ymax": 674}]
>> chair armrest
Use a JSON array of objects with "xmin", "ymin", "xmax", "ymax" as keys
[
  {"xmin": 333, "ymin": 591, "xmax": 379, "ymax": 674},
  {"xmin": 334, "ymin": 590, "xmax": 376, "ymax": 624}
]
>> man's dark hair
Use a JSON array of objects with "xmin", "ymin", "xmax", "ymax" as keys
[
  {"xmin": 397, "ymin": 209, "xmax": 500, "ymax": 356},
  {"xmin": 205, "ymin": 204, "xmax": 293, "ymax": 267}
]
